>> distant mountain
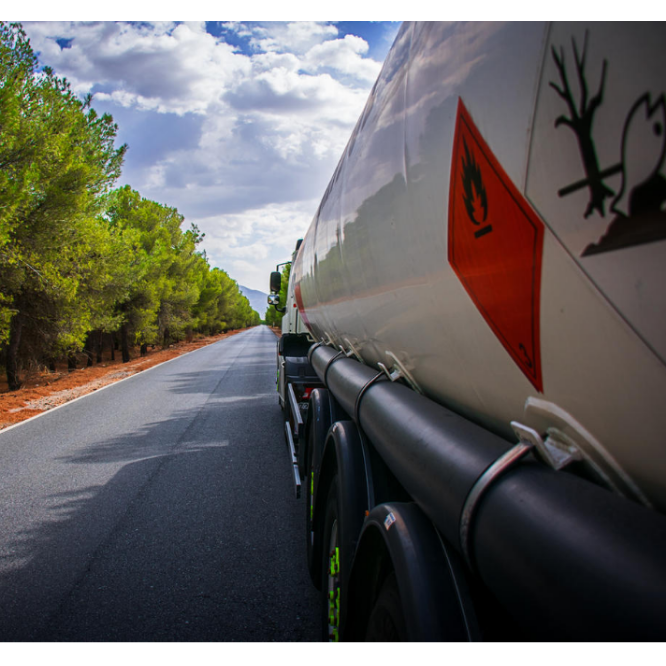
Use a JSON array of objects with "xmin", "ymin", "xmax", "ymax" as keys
[{"xmin": 239, "ymin": 285, "xmax": 269, "ymax": 319}]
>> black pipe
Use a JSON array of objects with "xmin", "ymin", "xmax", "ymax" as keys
[{"xmin": 309, "ymin": 344, "xmax": 666, "ymax": 640}]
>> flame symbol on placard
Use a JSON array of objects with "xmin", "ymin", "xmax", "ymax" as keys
[{"xmin": 462, "ymin": 137, "xmax": 488, "ymax": 225}]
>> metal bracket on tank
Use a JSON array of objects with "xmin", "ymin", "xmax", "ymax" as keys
[
  {"xmin": 511, "ymin": 422, "xmax": 582, "ymax": 472},
  {"xmin": 354, "ymin": 370, "xmax": 388, "ymax": 424},
  {"xmin": 308, "ymin": 341, "xmax": 324, "ymax": 357},
  {"xmin": 342, "ymin": 338, "xmax": 363, "ymax": 363},
  {"xmin": 522, "ymin": 398, "xmax": 652, "ymax": 507},
  {"xmin": 459, "ymin": 435, "xmax": 535, "ymax": 573},
  {"xmin": 377, "ymin": 351, "xmax": 424, "ymax": 395},
  {"xmin": 460, "ymin": 421, "xmax": 585, "ymax": 571}
]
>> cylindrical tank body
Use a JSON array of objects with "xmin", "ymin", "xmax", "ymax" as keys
[{"xmin": 292, "ymin": 22, "xmax": 666, "ymax": 512}]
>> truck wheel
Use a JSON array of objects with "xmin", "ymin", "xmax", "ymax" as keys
[
  {"xmin": 321, "ymin": 474, "xmax": 342, "ymax": 641},
  {"xmin": 305, "ymin": 439, "xmax": 319, "ymax": 587},
  {"xmin": 304, "ymin": 388, "xmax": 337, "ymax": 588},
  {"xmin": 365, "ymin": 572, "xmax": 407, "ymax": 641}
]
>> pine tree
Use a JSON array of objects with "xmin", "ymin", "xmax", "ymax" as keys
[{"xmin": 0, "ymin": 23, "xmax": 126, "ymax": 388}]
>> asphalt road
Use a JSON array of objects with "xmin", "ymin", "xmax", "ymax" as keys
[{"xmin": 0, "ymin": 326, "xmax": 320, "ymax": 642}]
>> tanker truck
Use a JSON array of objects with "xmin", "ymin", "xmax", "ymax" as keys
[{"xmin": 267, "ymin": 22, "xmax": 666, "ymax": 641}]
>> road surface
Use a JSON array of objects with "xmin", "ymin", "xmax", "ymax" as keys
[{"xmin": 0, "ymin": 326, "xmax": 320, "ymax": 641}]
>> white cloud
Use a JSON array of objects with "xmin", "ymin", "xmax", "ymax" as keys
[
  {"xmin": 242, "ymin": 21, "xmax": 340, "ymax": 55},
  {"xmin": 303, "ymin": 34, "xmax": 381, "ymax": 83},
  {"xmin": 24, "ymin": 21, "xmax": 249, "ymax": 114},
  {"xmin": 196, "ymin": 200, "xmax": 317, "ymax": 291}
]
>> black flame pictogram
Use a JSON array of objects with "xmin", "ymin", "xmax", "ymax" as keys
[{"xmin": 461, "ymin": 137, "xmax": 488, "ymax": 225}]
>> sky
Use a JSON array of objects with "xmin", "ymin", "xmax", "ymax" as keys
[{"xmin": 17, "ymin": 15, "xmax": 402, "ymax": 293}]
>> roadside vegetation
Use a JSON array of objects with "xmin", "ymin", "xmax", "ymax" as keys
[{"xmin": 0, "ymin": 23, "xmax": 261, "ymax": 391}]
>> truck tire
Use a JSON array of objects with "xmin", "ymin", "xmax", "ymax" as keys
[
  {"xmin": 321, "ymin": 474, "xmax": 341, "ymax": 641},
  {"xmin": 365, "ymin": 572, "xmax": 407, "ymax": 642},
  {"xmin": 305, "ymin": 433, "xmax": 319, "ymax": 587},
  {"xmin": 304, "ymin": 388, "xmax": 337, "ymax": 588},
  {"xmin": 345, "ymin": 502, "xmax": 479, "ymax": 641}
]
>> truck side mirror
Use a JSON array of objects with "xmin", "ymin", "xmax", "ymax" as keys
[
  {"xmin": 270, "ymin": 271, "xmax": 282, "ymax": 293},
  {"xmin": 267, "ymin": 293, "xmax": 285, "ymax": 313}
]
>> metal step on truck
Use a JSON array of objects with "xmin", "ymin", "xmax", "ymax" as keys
[{"xmin": 268, "ymin": 21, "xmax": 666, "ymax": 641}]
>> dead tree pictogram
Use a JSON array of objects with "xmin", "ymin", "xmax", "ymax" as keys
[{"xmin": 550, "ymin": 31, "xmax": 614, "ymax": 218}]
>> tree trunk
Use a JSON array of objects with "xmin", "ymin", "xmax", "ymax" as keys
[
  {"xmin": 96, "ymin": 330, "xmax": 103, "ymax": 364},
  {"xmin": 83, "ymin": 332, "xmax": 94, "ymax": 367},
  {"xmin": 574, "ymin": 123, "xmax": 614, "ymax": 219},
  {"xmin": 120, "ymin": 324, "xmax": 130, "ymax": 363},
  {"xmin": 68, "ymin": 353, "xmax": 77, "ymax": 371},
  {"xmin": 6, "ymin": 313, "xmax": 24, "ymax": 391}
]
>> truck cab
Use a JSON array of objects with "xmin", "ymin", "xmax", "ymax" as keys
[{"xmin": 268, "ymin": 240, "xmax": 321, "ymax": 497}]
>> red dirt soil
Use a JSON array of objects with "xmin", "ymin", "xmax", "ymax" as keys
[{"xmin": 0, "ymin": 327, "xmax": 277, "ymax": 431}]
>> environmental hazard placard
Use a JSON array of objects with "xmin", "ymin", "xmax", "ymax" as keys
[
  {"xmin": 448, "ymin": 99, "xmax": 545, "ymax": 391},
  {"xmin": 524, "ymin": 23, "xmax": 666, "ymax": 365}
]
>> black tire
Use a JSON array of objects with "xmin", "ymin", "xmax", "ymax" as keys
[
  {"xmin": 365, "ymin": 572, "xmax": 407, "ymax": 642},
  {"xmin": 321, "ymin": 474, "xmax": 341, "ymax": 641},
  {"xmin": 305, "ymin": 431, "xmax": 319, "ymax": 587},
  {"xmin": 304, "ymin": 389, "xmax": 334, "ymax": 588}
]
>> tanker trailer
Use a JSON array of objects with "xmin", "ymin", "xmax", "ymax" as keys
[{"xmin": 268, "ymin": 22, "xmax": 666, "ymax": 641}]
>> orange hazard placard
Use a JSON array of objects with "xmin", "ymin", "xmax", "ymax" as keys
[{"xmin": 448, "ymin": 99, "xmax": 544, "ymax": 391}]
